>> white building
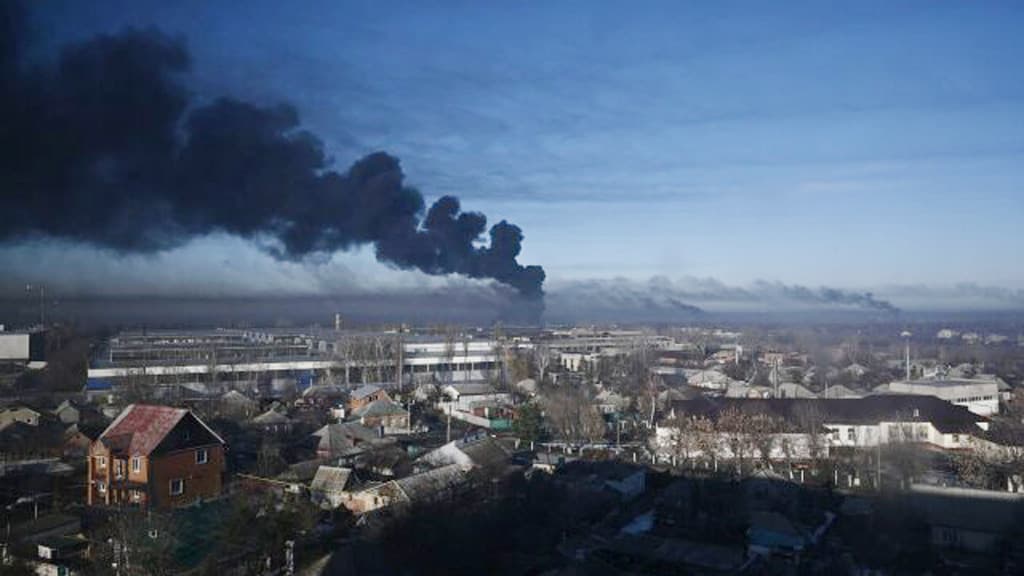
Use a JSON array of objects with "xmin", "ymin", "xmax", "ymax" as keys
[
  {"xmin": 876, "ymin": 379, "xmax": 1000, "ymax": 416},
  {"xmin": 0, "ymin": 332, "xmax": 30, "ymax": 361},
  {"xmin": 654, "ymin": 396, "xmax": 991, "ymax": 461},
  {"xmin": 686, "ymin": 369, "xmax": 734, "ymax": 391}
]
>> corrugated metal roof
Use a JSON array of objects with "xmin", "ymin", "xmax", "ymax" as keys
[
  {"xmin": 394, "ymin": 464, "xmax": 465, "ymax": 501},
  {"xmin": 310, "ymin": 465, "xmax": 352, "ymax": 493}
]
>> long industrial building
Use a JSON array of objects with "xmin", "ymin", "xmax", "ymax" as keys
[{"xmin": 87, "ymin": 328, "xmax": 503, "ymax": 397}]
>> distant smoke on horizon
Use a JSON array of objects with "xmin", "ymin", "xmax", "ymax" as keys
[
  {"xmin": 11, "ymin": 274, "xmax": 1024, "ymax": 330},
  {"xmin": 545, "ymin": 276, "xmax": 901, "ymax": 320},
  {"xmin": 0, "ymin": 2, "xmax": 545, "ymax": 302}
]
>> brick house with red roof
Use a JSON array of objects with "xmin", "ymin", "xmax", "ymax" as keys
[{"xmin": 88, "ymin": 404, "xmax": 226, "ymax": 509}]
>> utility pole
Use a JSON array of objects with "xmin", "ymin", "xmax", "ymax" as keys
[
  {"xmin": 876, "ymin": 438, "xmax": 881, "ymax": 490},
  {"xmin": 393, "ymin": 331, "xmax": 405, "ymax": 394},
  {"xmin": 446, "ymin": 403, "xmax": 452, "ymax": 443},
  {"xmin": 901, "ymin": 331, "xmax": 912, "ymax": 380},
  {"xmin": 773, "ymin": 357, "xmax": 780, "ymax": 397}
]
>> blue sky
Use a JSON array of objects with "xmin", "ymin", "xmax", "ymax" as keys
[{"xmin": 9, "ymin": 0, "xmax": 1024, "ymax": 308}]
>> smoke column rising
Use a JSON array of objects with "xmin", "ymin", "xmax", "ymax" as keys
[{"xmin": 0, "ymin": 3, "xmax": 545, "ymax": 300}]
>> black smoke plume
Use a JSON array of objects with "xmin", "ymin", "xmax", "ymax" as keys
[
  {"xmin": 0, "ymin": 5, "xmax": 545, "ymax": 299},
  {"xmin": 753, "ymin": 282, "xmax": 899, "ymax": 314}
]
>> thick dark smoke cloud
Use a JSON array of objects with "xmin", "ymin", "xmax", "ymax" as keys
[{"xmin": 0, "ymin": 3, "xmax": 545, "ymax": 299}]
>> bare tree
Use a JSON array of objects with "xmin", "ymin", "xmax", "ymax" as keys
[
  {"xmin": 542, "ymin": 386, "xmax": 606, "ymax": 445},
  {"xmin": 506, "ymin": 349, "xmax": 532, "ymax": 384},
  {"xmin": 951, "ymin": 445, "xmax": 999, "ymax": 489},
  {"xmin": 333, "ymin": 336, "xmax": 353, "ymax": 385},
  {"xmin": 882, "ymin": 418, "xmax": 929, "ymax": 489},
  {"xmin": 442, "ymin": 326, "xmax": 457, "ymax": 385},
  {"xmin": 534, "ymin": 342, "xmax": 552, "ymax": 385},
  {"xmin": 779, "ymin": 436, "xmax": 796, "ymax": 478},
  {"xmin": 394, "ymin": 332, "xmax": 405, "ymax": 390},
  {"xmin": 793, "ymin": 402, "xmax": 828, "ymax": 472},
  {"xmin": 665, "ymin": 414, "xmax": 715, "ymax": 469},
  {"xmin": 717, "ymin": 406, "xmax": 758, "ymax": 475},
  {"xmin": 973, "ymin": 423, "xmax": 1024, "ymax": 492},
  {"xmin": 489, "ymin": 323, "xmax": 505, "ymax": 389},
  {"xmin": 94, "ymin": 509, "xmax": 179, "ymax": 576},
  {"xmin": 257, "ymin": 438, "xmax": 286, "ymax": 477},
  {"xmin": 751, "ymin": 414, "xmax": 782, "ymax": 470}
]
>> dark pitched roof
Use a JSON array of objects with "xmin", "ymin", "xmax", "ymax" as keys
[
  {"xmin": 909, "ymin": 485, "xmax": 1024, "ymax": 533},
  {"xmin": 458, "ymin": 435, "xmax": 512, "ymax": 469},
  {"xmin": 668, "ymin": 395, "xmax": 986, "ymax": 434},
  {"xmin": 423, "ymin": 434, "xmax": 511, "ymax": 469},
  {"xmin": 394, "ymin": 464, "xmax": 465, "ymax": 502},
  {"xmin": 99, "ymin": 404, "xmax": 224, "ymax": 456},
  {"xmin": 277, "ymin": 459, "xmax": 327, "ymax": 483},
  {"xmin": 312, "ymin": 422, "xmax": 381, "ymax": 455},
  {"xmin": 252, "ymin": 409, "xmax": 291, "ymax": 425},
  {"xmin": 65, "ymin": 422, "xmax": 105, "ymax": 441}
]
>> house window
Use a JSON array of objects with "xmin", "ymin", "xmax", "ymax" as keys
[
  {"xmin": 847, "ymin": 428, "xmax": 855, "ymax": 441},
  {"xmin": 96, "ymin": 456, "xmax": 107, "ymax": 469},
  {"xmin": 96, "ymin": 480, "xmax": 106, "ymax": 494},
  {"xmin": 952, "ymin": 434, "xmax": 960, "ymax": 444},
  {"xmin": 131, "ymin": 456, "xmax": 141, "ymax": 473},
  {"xmin": 114, "ymin": 460, "xmax": 123, "ymax": 476},
  {"xmin": 196, "ymin": 448, "xmax": 208, "ymax": 464},
  {"xmin": 169, "ymin": 478, "xmax": 184, "ymax": 496},
  {"xmin": 131, "ymin": 490, "xmax": 142, "ymax": 502}
]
